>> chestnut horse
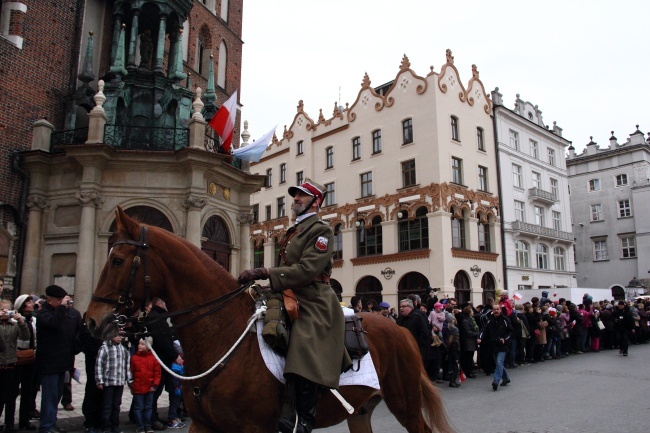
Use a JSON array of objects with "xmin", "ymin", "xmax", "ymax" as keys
[{"xmin": 86, "ymin": 208, "xmax": 454, "ymax": 433}]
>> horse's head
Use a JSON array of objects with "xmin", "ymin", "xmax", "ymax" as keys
[{"xmin": 86, "ymin": 206, "xmax": 167, "ymax": 337}]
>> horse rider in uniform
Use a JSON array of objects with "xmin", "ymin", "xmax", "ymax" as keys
[{"xmin": 238, "ymin": 179, "xmax": 352, "ymax": 433}]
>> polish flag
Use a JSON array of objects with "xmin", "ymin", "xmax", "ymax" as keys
[
  {"xmin": 208, "ymin": 90, "xmax": 238, "ymax": 153},
  {"xmin": 513, "ymin": 292, "xmax": 522, "ymax": 301}
]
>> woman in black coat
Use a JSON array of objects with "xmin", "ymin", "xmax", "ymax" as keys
[{"xmin": 459, "ymin": 306, "xmax": 479, "ymax": 378}]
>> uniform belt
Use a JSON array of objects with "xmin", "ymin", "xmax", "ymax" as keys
[
  {"xmin": 0, "ymin": 363, "xmax": 16, "ymax": 369},
  {"xmin": 313, "ymin": 274, "xmax": 330, "ymax": 284}
]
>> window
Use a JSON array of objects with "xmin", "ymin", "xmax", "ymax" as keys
[
  {"xmin": 552, "ymin": 211, "xmax": 561, "ymax": 231},
  {"xmin": 402, "ymin": 159, "xmax": 416, "ymax": 188},
  {"xmin": 253, "ymin": 242, "xmax": 264, "ymax": 268},
  {"xmin": 398, "ymin": 207, "xmax": 429, "ymax": 251},
  {"xmin": 548, "ymin": 148, "xmax": 556, "ymax": 166},
  {"xmin": 478, "ymin": 219, "xmax": 490, "ymax": 252},
  {"xmin": 333, "ymin": 224, "xmax": 343, "ymax": 260},
  {"xmin": 324, "ymin": 182, "xmax": 335, "ymax": 207},
  {"xmin": 550, "ymin": 178, "xmax": 559, "ymax": 199},
  {"xmin": 403, "ymin": 118, "xmax": 413, "ymax": 144},
  {"xmin": 452, "ymin": 157, "xmax": 463, "ymax": 184},
  {"xmin": 279, "ymin": 163, "xmax": 286, "ymax": 184},
  {"xmin": 536, "ymin": 244, "xmax": 549, "ymax": 269},
  {"xmin": 296, "ymin": 171, "xmax": 303, "ymax": 186},
  {"xmin": 372, "ymin": 130, "xmax": 382, "ymax": 154},
  {"xmin": 534, "ymin": 205, "xmax": 544, "ymax": 226},
  {"xmin": 220, "ymin": 0, "xmax": 229, "ymax": 21},
  {"xmin": 217, "ymin": 41, "xmax": 227, "ymax": 88},
  {"xmin": 616, "ymin": 174, "xmax": 628, "ymax": 187},
  {"xmin": 358, "ymin": 216, "xmax": 383, "ymax": 256},
  {"xmin": 588, "ymin": 179, "xmax": 600, "ymax": 191},
  {"xmin": 509, "ymin": 130, "xmax": 519, "ymax": 150},
  {"xmin": 326, "ymin": 146, "xmax": 334, "ymax": 169},
  {"xmin": 352, "ymin": 137, "xmax": 361, "ymax": 160},
  {"xmin": 530, "ymin": 140, "xmax": 538, "ymax": 158},
  {"xmin": 296, "ymin": 140, "xmax": 304, "ymax": 155},
  {"xmin": 621, "ymin": 236, "xmax": 636, "ymax": 258},
  {"xmin": 618, "ymin": 199, "xmax": 631, "ymax": 217},
  {"xmin": 554, "ymin": 247, "xmax": 565, "ymax": 271},
  {"xmin": 514, "ymin": 201, "xmax": 525, "ymax": 222},
  {"xmin": 477, "ymin": 127, "xmax": 485, "ymax": 151},
  {"xmin": 475, "ymin": 165, "xmax": 488, "ymax": 192},
  {"xmin": 265, "ymin": 168, "xmax": 272, "ymax": 188},
  {"xmin": 512, "ymin": 164, "xmax": 522, "ymax": 188},
  {"xmin": 265, "ymin": 205, "xmax": 271, "ymax": 221},
  {"xmin": 515, "ymin": 241, "xmax": 529, "ymax": 267},
  {"xmin": 451, "ymin": 212, "xmax": 466, "ymax": 249},
  {"xmin": 277, "ymin": 197, "xmax": 285, "ymax": 218},
  {"xmin": 591, "ymin": 204, "xmax": 603, "ymax": 221},
  {"xmin": 451, "ymin": 116, "xmax": 460, "ymax": 141},
  {"xmin": 360, "ymin": 172, "xmax": 373, "ymax": 198},
  {"xmin": 251, "ymin": 204, "xmax": 259, "ymax": 224},
  {"xmin": 594, "ymin": 240, "xmax": 608, "ymax": 261},
  {"xmin": 532, "ymin": 172, "xmax": 541, "ymax": 189}
]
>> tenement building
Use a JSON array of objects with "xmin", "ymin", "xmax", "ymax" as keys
[
  {"xmin": 1, "ymin": 0, "xmax": 260, "ymax": 310},
  {"xmin": 566, "ymin": 128, "xmax": 650, "ymax": 297},
  {"xmin": 491, "ymin": 90, "xmax": 576, "ymax": 292},
  {"xmin": 247, "ymin": 52, "xmax": 503, "ymax": 308}
]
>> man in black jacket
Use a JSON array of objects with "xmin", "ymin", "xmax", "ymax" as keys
[
  {"xmin": 613, "ymin": 301, "xmax": 635, "ymax": 356},
  {"xmin": 36, "ymin": 285, "xmax": 82, "ymax": 433},
  {"xmin": 478, "ymin": 304, "xmax": 512, "ymax": 391},
  {"xmin": 396, "ymin": 299, "xmax": 432, "ymax": 368}
]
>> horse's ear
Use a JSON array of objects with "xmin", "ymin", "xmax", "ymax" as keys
[{"xmin": 115, "ymin": 206, "xmax": 140, "ymax": 239}]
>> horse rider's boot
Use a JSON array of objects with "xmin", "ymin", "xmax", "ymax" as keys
[{"xmin": 276, "ymin": 378, "xmax": 318, "ymax": 433}]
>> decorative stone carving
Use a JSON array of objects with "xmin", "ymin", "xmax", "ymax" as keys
[
  {"xmin": 237, "ymin": 213, "xmax": 254, "ymax": 224},
  {"xmin": 182, "ymin": 195, "xmax": 206, "ymax": 210},
  {"xmin": 26, "ymin": 194, "xmax": 48, "ymax": 211},
  {"xmin": 75, "ymin": 191, "xmax": 103, "ymax": 207}
]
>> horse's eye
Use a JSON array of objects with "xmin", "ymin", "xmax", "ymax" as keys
[{"xmin": 111, "ymin": 257, "xmax": 125, "ymax": 266}]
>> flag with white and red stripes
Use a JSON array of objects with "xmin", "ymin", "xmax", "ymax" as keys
[{"xmin": 208, "ymin": 90, "xmax": 238, "ymax": 153}]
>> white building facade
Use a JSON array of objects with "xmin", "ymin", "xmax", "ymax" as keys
[
  {"xmin": 246, "ymin": 52, "xmax": 504, "ymax": 308},
  {"xmin": 566, "ymin": 128, "xmax": 650, "ymax": 297},
  {"xmin": 492, "ymin": 91, "xmax": 576, "ymax": 293}
]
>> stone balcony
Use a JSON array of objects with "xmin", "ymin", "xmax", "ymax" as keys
[
  {"xmin": 511, "ymin": 220, "xmax": 573, "ymax": 242},
  {"xmin": 528, "ymin": 187, "xmax": 558, "ymax": 204}
]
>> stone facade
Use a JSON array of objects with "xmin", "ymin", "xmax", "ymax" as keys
[
  {"xmin": 247, "ymin": 52, "xmax": 503, "ymax": 308},
  {"xmin": 566, "ymin": 129, "xmax": 650, "ymax": 297},
  {"xmin": 492, "ymin": 90, "xmax": 576, "ymax": 293}
]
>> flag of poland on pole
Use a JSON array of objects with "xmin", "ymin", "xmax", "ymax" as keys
[
  {"xmin": 513, "ymin": 292, "xmax": 522, "ymax": 301},
  {"xmin": 208, "ymin": 90, "xmax": 238, "ymax": 153}
]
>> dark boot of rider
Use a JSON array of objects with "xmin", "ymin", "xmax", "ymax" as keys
[{"xmin": 277, "ymin": 377, "xmax": 319, "ymax": 433}]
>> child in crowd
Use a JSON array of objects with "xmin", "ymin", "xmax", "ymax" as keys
[
  {"xmin": 130, "ymin": 337, "xmax": 161, "ymax": 433},
  {"xmin": 167, "ymin": 340, "xmax": 185, "ymax": 429},
  {"xmin": 95, "ymin": 325, "xmax": 132, "ymax": 433},
  {"xmin": 446, "ymin": 316, "xmax": 461, "ymax": 388}
]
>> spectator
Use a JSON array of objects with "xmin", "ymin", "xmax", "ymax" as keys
[
  {"xmin": 514, "ymin": 304, "xmax": 529, "ymax": 365},
  {"xmin": 1, "ymin": 298, "xmax": 30, "ymax": 433},
  {"xmin": 130, "ymin": 337, "xmax": 161, "ymax": 433},
  {"xmin": 600, "ymin": 305, "xmax": 615, "ymax": 350},
  {"xmin": 459, "ymin": 306, "xmax": 479, "ymax": 379},
  {"xmin": 79, "ymin": 312, "xmax": 104, "ymax": 433},
  {"xmin": 14, "ymin": 294, "xmax": 38, "ymax": 431},
  {"xmin": 446, "ymin": 317, "xmax": 460, "ymax": 388},
  {"xmin": 36, "ymin": 285, "xmax": 82, "ymax": 433},
  {"xmin": 397, "ymin": 299, "xmax": 433, "ymax": 371},
  {"xmin": 428, "ymin": 303, "xmax": 446, "ymax": 338},
  {"xmin": 95, "ymin": 324, "xmax": 132, "ymax": 433},
  {"xmin": 478, "ymin": 304, "xmax": 512, "ymax": 391},
  {"xmin": 429, "ymin": 334, "xmax": 445, "ymax": 384},
  {"xmin": 612, "ymin": 301, "xmax": 635, "ymax": 356},
  {"xmin": 349, "ymin": 296, "xmax": 362, "ymax": 313},
  {"xmin": 378, "ymin": 302, "xmax": 395, "ymax": 323},
  {"xmin": 166, "ymin": 341, "xmax": 185, "ymax": 429}
]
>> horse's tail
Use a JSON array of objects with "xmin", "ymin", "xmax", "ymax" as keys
[{"xmin": 420, "ymin": 370, "xmax": 456, "ymax": 433}]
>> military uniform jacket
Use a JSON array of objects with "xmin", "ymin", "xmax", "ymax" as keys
[{"xmin": 269, "ymin": 214, "xmax": 352, "ymax": 389}]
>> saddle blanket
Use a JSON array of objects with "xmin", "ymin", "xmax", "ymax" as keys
[{"xmin": 256, "ymin": 320, "xmax": 380, "ymax": 390}]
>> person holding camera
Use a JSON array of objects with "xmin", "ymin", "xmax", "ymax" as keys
[
  {"xmin": 1, "ymin": 298, "xmax": 30, "ymax": 433},
  {"xmin": 35, "ymin": 285, "xmax": 83, "ymax": 433}
]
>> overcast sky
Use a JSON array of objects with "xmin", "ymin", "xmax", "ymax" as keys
[{"xmin": 239, "ymin": 0, "xmax": 649, "ymax": 155}]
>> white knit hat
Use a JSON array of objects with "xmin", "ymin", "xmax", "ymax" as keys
[{"xmin": 14, "ymin": 294, "xmax": 32, "ymax": 312}]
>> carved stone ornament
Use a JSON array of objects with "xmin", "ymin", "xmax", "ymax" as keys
[
  {"xmin": 26, "ymin": 195, "xmax": 48, "ymax": 211},
  {"xmin": 237, "ymin": 213, "xmax": 254, "ymax": 224},
  {"xmin": 75, "ymin": 191, "xmax": 103, "ymax": 207},
  {"xmin": 183, "ymin": 195, "xmax": 206, "ymax": 210}
]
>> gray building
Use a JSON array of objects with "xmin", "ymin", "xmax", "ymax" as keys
[{"xmin": 566, "ymin": 128, "xmax": 650, "ymax": 297}]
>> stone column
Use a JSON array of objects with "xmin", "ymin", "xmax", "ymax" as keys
[
  {"xmin": 381, "ymin": 219, "xmax": 398, "ymax": 255},
  {"xmin": 126, "ymin": 10, "xmax": 140, "ymax": 70},
  {"xmin": 75, "ymin": 191, "xmax": 103, "ymax": 312},
  {"xmin": 21, "ymin": 195, "xmax": 48, "ymax": 293},
  {"xmin": 182, "ymin": 195, "xmax": 205, "ymax": 247},
  {"xmin": 154, "ymin": 14, "xmax": 168, "ymax": 74},
  {"xmin": 237, "ymin": 213, "xmax": 252, "ymax": 275}
]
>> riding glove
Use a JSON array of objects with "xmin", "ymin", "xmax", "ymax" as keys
[{"xmin": 238, "ymin": 267, "xmax": 270, "ymax": 284}]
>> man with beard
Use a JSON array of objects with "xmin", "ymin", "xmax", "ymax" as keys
[{"xmin": 238, "ymin": 179, "xmax": 351, "ymax": 433}]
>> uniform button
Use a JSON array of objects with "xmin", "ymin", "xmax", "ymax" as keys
[{"xmin": 280, "ymin": 273, "xmax": 285, "ymax": 277}]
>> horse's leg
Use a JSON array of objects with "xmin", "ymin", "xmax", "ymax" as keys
[{"xmin": 346, "ymin": 395, "xmax": 382, "ymax": 433}]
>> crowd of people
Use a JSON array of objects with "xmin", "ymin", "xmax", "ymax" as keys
[
  {"xmin": 0, "ymin": 277, "xmax": 185, "ymax": 433},
  {"xmin": 352, "ymin": 290, "xmax": 649, "ymax": 391}
]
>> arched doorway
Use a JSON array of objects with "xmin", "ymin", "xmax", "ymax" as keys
[
  {"xmin": 355, "ymin": 276, "xmax": 383, "ymax": 304},
  {"xmin": 481, "ymin": 272, "xmax": 496, "ymax": 305},
  {"xmin": 397, "ymin": 272, "xmax": 430, "ymax": 302},
  {"xmin": 108, "ymin": 205, "xmax": 173, "ymax": 247},
  {"xmin": 454, "ymin": 270, "xmax": 471, "ymax": 304},
  {"xmin": 201, "ymin": 216, "xmax": 231, "ymax": 271},
  {"xmin": 331, "ymin": 279, "xmax": 343, "ymax": 302},
  {"xmin": 611, "ymin": 286, "xmax": 625, "ymax": 301}
]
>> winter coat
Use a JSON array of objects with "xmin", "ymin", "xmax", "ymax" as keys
[
  {"xmin": 397, "ymin": 311, "xmax": 433, "ymax": 361},
  {"xmin": 95, "ymin": 340, "xmax": 132, "ymax": 387},
  {"xmin": 35, "ymin": 303, "xmax": 82, "ymax": 374},
  {"xmin": 268, "ymin": 214, "xmax": 351, "ymax": 389},
  {"xmin": 428, "ymin": 310, "xmax": 446, "ymax": 333},
  {"xmin": 147, "ymin": 306, "xmax": 178, "ymax": 368},
  {"xmin": 612, "ymin": 306, "xmax": 635, "ymax": 332},
  {"xmin": 459, "ymin": 313, "xmax": 479, "ymax": 352},
  {"xmin": 479, "ymin": 313, "xmax": 512, "ymax": 353},
  {"xmin": 0, "ymin": 318, "xmax": 30, "ymax": 364},
  {"xmin": 130, "ymin": 350, "xmax": 161, "ymax": 394}
]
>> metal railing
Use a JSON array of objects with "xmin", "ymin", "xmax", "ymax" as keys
[
  {"xmin": 104, "ymin": 125, "xmax": 189, "ymax": 150},
  {"xmin": 50, "ymin": 128, "xmax": 89, "ymax": 151},
  {"xmin": 511, "ymin": 220, "xmax": 572, "ymax": 241}
]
